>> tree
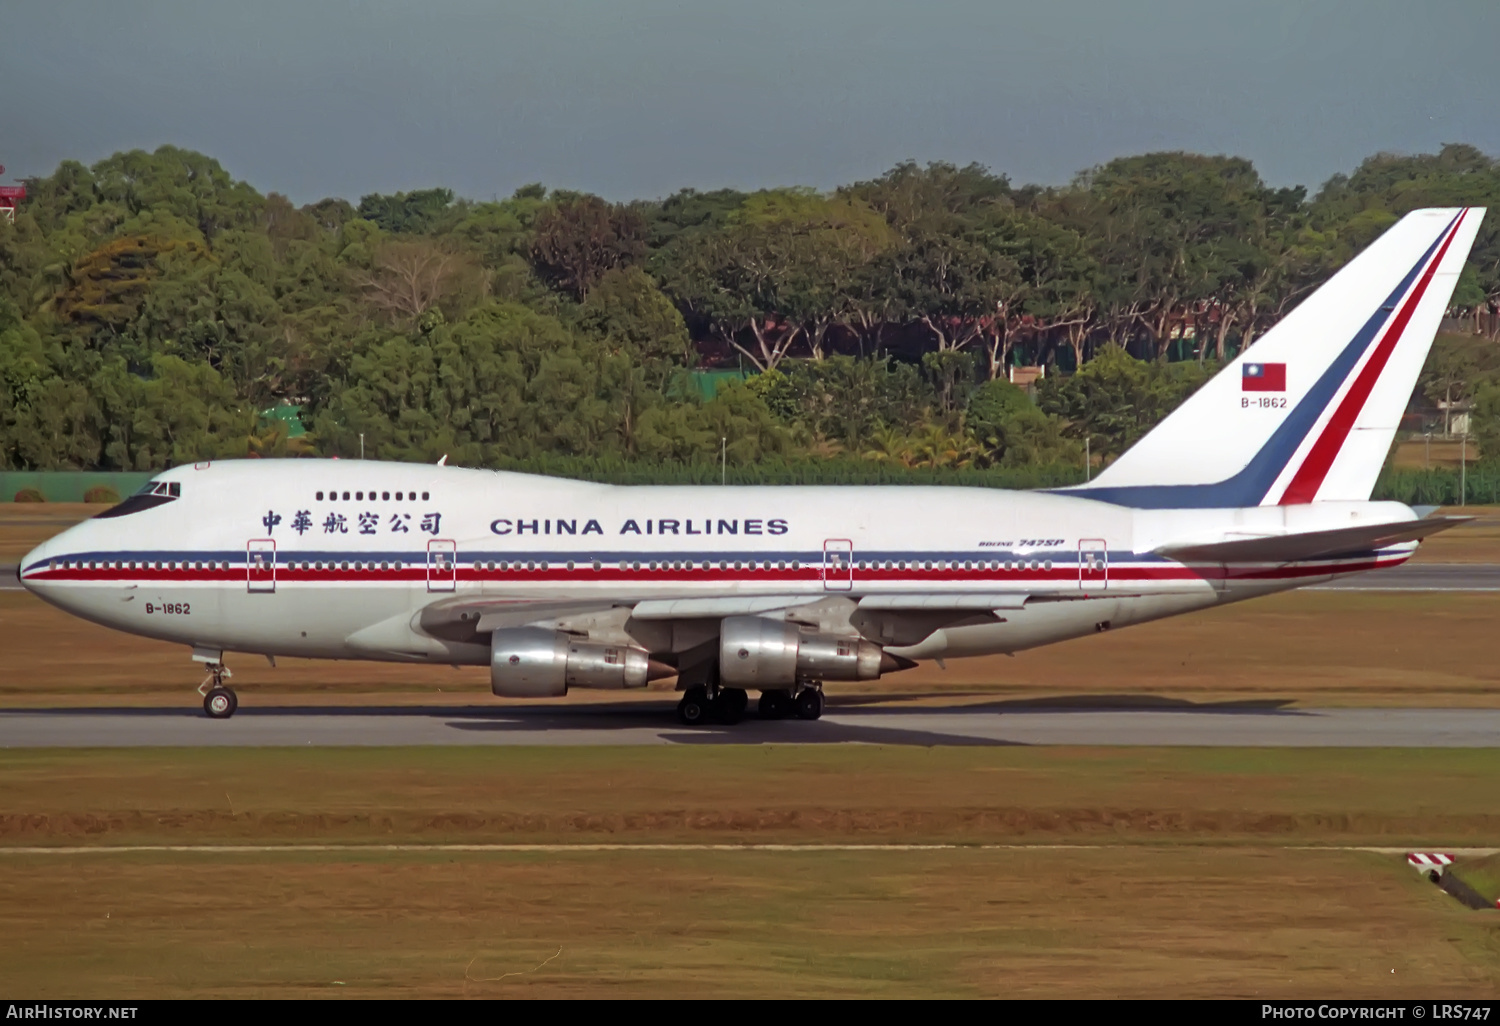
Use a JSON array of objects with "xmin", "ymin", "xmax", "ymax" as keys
[
  {"xmin": 965, "ymin": 378, "xmax": 1078, "ymax": 467},
  {"xmin": 1062, "ymin": 153, "xmax": 1286, "ymax": 361},
  {"xmin": 843, "ymin": 161, "xmax": 1011, "ymax": 234},
  {"xmin": 751, "ymin": 356, "xmax": 935, "ymax": 449},
  {"xmin": 354, "ymin": 238, "xmax": 484, "ymax": 327},
  {"xmin": 55, "ymin": 235, "xmax": 209, "ymax": 330},
  {"xmin": 654, "ymin": 190, "xmax": 893, "ymax": 370},
  {"xmin": 882, "ymin": 229, "xmax": 1017, "ymax": 357},
  {"xmin": 642, "ymin": 188, "xmax": 747, "ymax": 248},
  {"xmin": 356, "ymin": 188, "xmax": 457, "ymax": 234},
  {"xmin": 1037, "ymin": 345, "xmax": 1211, "ymax": 457},
  {"xmin": 530, "ymin": 195, "xmax": 647, "ymax": 301},
  {"xmin": 90, "ymin": 146, "xmax": 262, "ymax": 240},
  {"xmin": 97, "ymin": 355, "xmax": 252, "ymax": 470},
  {"xmin": 577, "ymin": 267, "xmax": 693, "ymax": 385}
]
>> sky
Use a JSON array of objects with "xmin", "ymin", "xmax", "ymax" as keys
[{"xmin": 2, "ymin": 0, "xmax": 1498, "ymax": 204}]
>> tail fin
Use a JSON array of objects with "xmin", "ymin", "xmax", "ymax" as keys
[{"xmin": 1070, "ymin": 207, "xmax": 1484, "ymax": 508}]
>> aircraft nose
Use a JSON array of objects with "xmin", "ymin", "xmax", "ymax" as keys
[{"xmin": 17, "ymin": 537, "xmax": 57, "ymax": 594}]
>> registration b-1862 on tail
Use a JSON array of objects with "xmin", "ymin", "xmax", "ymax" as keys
[{"xmin": 18, "ymin": 208, "xmax": 1485, "ymax": 724}]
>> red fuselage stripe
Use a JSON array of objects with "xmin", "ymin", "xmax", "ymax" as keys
[{"xmin": 26, "ymin": 556, "xmax": 1408, "ymax": 586}]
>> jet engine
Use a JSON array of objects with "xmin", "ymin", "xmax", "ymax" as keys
[
  {"xmin": 717, "ymin": 615, "xmax": 909, "ymax": 687},
  {"xmin": 490, "ymin": 629, "xmax": 672, "ymax": 697}
]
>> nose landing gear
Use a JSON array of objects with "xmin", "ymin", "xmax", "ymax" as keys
[{"xmin": 198, "ymin": 662, "xmax": 238, "ymax": 719}]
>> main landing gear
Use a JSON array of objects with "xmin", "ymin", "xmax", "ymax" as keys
[
  {"xmin": 677, "ymin": 682, "xmax": 824, "ymax": 726},
  {"xmin": 676, "ymin": 685, "xmax": 747, "ymax": 726},
  {"xmin": 758, "ymin": 685, "xmax": 824, "ymax": 721},
  {"xmin": 198, "ymin": 662, "xmax": 237, "ymax": 720}
]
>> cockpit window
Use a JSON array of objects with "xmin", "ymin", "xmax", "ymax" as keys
[
  {"xmin": 136, "ymin": 481, "xmax": 181, "ymax": 498},
  {"xmin": 96, "ymin": 479, "xmax": 181, "ymax": 519}
]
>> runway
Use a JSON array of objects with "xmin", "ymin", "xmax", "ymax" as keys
[
  {"xmin": 7, "ymin": 562, "xmax": 1500, "ymax": 592},
  {"xmin": 4, "ymin": 704, "xmax": 1499, "ymax": 747}
]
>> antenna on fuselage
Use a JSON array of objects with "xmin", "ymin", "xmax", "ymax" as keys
[{"xmin": 437, "ymin": 454, "xmax": 448, "ymax": 466}]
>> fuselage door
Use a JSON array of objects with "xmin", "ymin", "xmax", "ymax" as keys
[
  {"xmin": 247, "ymin": 539, "xmax": 276, "ymax": 594},
  {"xmin": 427, "ymin": 539, "xmax": 457, "ymax": 593},
  {"xmin": 1079, "ymin": 539, "xmax": 1107, "ymax": 592},
  {"xmin": 823, "ymin": 539, "xmax": 853, "ymax": 591}
]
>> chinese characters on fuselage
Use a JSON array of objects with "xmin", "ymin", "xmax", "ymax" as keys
[{"xmin": 260, "ymin": 510, "xmax": 443, "ymax": 536}]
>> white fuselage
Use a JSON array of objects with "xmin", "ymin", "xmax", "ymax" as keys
[{"xmin": 18, "ymin": 460, "xmax": 1417, "ymax": 675}]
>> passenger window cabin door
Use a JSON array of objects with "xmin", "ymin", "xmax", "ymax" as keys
[
  {"xmin": 1078, "ymin": 539, "xmax": 1107, "ymax": 592},
  {"xmin": 823, "ymin": 539, "xmax": 853, "ymax": 591},
  {"xmin": 427, "ymin": 539, "xmax": 457, "ymax": 592},
  {"xmin": 247, "ymin": 539, "xmax": 276, "ymax": 593}
]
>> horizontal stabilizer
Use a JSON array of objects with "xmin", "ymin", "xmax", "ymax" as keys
[{"xmin": 1157, "ymin": 517, "xmax": 1471, "ymax": 564}]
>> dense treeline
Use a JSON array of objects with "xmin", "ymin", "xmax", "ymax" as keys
[{"xmin": 1, "ymin": 143, "xmax": 1498, "ymax": 475}]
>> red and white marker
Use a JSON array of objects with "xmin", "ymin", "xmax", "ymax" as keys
[{"xmin": 1407, "ymin": 852, "xmax": 1454, "ymax": 874}]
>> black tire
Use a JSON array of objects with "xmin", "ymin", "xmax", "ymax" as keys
[
  {"xmin": 794, "ymin": 688, "xmax": 824, "ymax": 721},
  {"xmin": 203, "ymin": 687, "xmax": 237, "ymax": 720},
  {"xmin": 677, "ymin": 686, "xmax": 710, "ymax": 726},
  {"xmin": 716, "ymin": 688, "xmax": 747, "ymax": 725},
  {"xmin": 758, "ymin": 689, "xmax": 792, "ymax": 719}
]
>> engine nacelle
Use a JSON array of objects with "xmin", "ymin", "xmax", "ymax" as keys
[
  {"xmin": 718, "ymin": 616, "xmax": 893, "ymax": 687},
  {"xmin": 490, "ymin": 629, "xmax": 659, "ymax": 697}
]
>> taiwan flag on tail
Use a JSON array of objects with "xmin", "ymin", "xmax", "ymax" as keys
[{"xmin": 1242, "ymin": 362, "xmax": 1286, "ymax": 392}]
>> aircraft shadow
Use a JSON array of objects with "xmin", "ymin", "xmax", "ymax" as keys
[
  {"xmin": 829, "ymin": 693, "xmax": 1306, "ymax": 715},
  {"xmin": 2, "ymin": 701, "xmax": 1024, "ymax": 745},
  {"xmin": 4, "ymin": 693, "xmax": 1303, "ymax": 721},
  {"xmin": 442, "ymin": 709, "xmax": 1023, "ymax": 747}
]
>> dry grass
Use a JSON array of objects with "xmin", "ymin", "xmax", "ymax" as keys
[
  {"xmin": 2, "ymin": 746, "xmax": 1497, "ymax": 847},
  {"xmin": 1412, "ymin": 509, "xmax": 1500, "ymax": 563},
  {"xmin": 1, "ymin": 747, "xmax": 1497, "ymax": 998},
  {"xmin": 2, "ymin": 847, "xmax": 1495, "ymax": 998}
]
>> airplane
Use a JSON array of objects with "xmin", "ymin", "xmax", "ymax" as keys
[{"xmin": 17, "ymin": 207, "xmax": 1485, "ymax": 725}]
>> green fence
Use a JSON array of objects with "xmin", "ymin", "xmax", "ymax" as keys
[
  {"xmin": 2, "ymin": 471, "xmax": 155, "ymax": 503},
  {"xmin": 1372, "ymin": 466, "xmax": 1500, "ymax": 506}
]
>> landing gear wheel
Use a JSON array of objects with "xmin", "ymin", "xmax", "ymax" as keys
[
  {"xmin": 203, "ymin": 687, "xmax": 238, "ymax": 720},
  {"xmin": 758, "ymin": 689, "xmax": 793, "ymax": 720},
  {"xmin": 715, "ymin": 688, "xmax": 748, "ymax": 725},
  {"xmin": 794, "ymin": 687, "xmax": 824, "ymax": 721},
  {"xmin": 677, "ymin": 686, "xmax": 711, "ymax": 726}
]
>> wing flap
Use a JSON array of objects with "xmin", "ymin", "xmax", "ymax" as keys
[
  {"xmin": 857, "ymin": 593, "xmax": 1031, "ymax": 611},
  {"xmin": 628, "ymin": 595, "xmax": 815, "ymax": 620},
  {"xmin": 1157, "ymin": 516, "xmax": 1471, "ymax": 564}
]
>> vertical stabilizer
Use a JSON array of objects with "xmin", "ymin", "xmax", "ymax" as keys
[{"xmin": 1069, "ymin": 207, "xmax": 1484, "ymax": 508}]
